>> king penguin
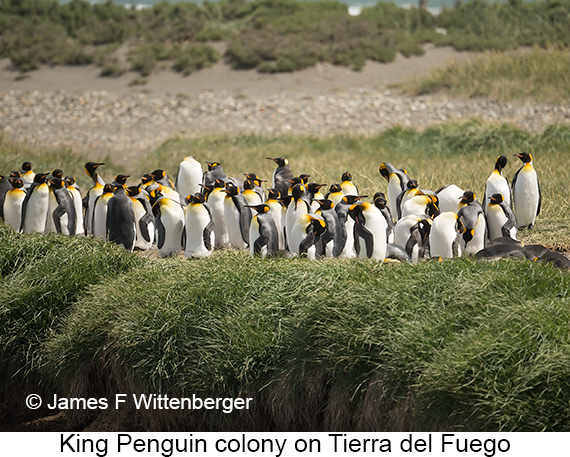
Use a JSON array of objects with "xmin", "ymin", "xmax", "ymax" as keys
[
  {"xmin": 289, "ymin": 213, "xmax": 326, "ymax": 259},
  {"xmin": 149, "ymin": 187, "xmax": 185, "ymax": 257},
  {"xmin": 394, "ymin": 215, "xmax": 432, "ymax": 262},
  {"xmin": 340, "ymin": 171, "xmax": 358, "ymax": 196},
  {"xmin": 486, "ymin": 193, "xmax": 518, "ymax": 241},
  {"xmin": 373, "ymin": 193, "xmax": 395, "ymax": 244},
  {"xmin": 313, "ymin": 199, "xmax": 345, "ymax": 258},
  {"xmin": 106, "ymin": 184, "xmax": 137, "ymax": 251},
  {"xmin": 176, "ymin": 156, "xmax": 203, "ymax": 204},
  {"xmin": 308, "ymin": 183, "xmax": 327, "ymax": 213},
  {"xmin": 457, "ymin": 198, "xmax": 487, "ymax": 255},
  {"xmin": 335, "ymin": 194, "xmax": 364, "ymax": 259},
  {"xmin": 223, "ymin": 183, "xmax": 251, "ymax": 250},
  {"xmin": 325, "ymin": 183, "xmax": 345, "ymax": 206},
  {"xmin": 126, "ymin": 185, "xmax": 155, "ymax": 251},
  {"xmin": 285, "ymin": 183, "xmax": 311, "ymax": 252},
  {"xmin": 47, "ymin": 177, "xmax": 76, "ymax": 236},
  {"xmin": 379, "ymin": 162, "xmax": 409, "ymax": 218},
  {"xmin": 429, "ymin": 212, "xmax": 463, "ymax": 259},
  {"xmin": 184, "ymin": 193, "xmax": 215, "ymax": 258},
  {"xmin": 207, "ymin": 179, "xmax": 230, "ymax": 248},
  {"xmin": 92, "ymin": 183, "xmax": 115, "ymax": 240},
  {"xmin": 151, "ymin": 169, "xmax": 176, "ymax": 190},
  {"xmin": 0, "ymin": 175, "xmax": 12, "ymax": 220},
  {"xmin": 20, "ymin": 172, "xmax": 50, "ymax": 234},
  {"xmin": 436, "ymin": 184, "xmax": 464, "ymax": 214},
  {"xmin": 21, "ymin": 162, "xmax": 35, "ymax": 190},
  {"xmin": 349, "ymin": 201, "xmax": 388, "ymax": 261},
  {"xmin": 203, "ymin": 162, "xmax": 228, "ymax": 188},
  {"xmin": 267, "ymin": 157, "xmax": 293, "ymax": 198},
  {"xmin": 265, "ymin": 188, "xmax": 286, "ymax": 250},
  {"xmin": 84, "ymin": 162, "xmax": 106, "ymax": 236},
  {"xmin": 65, "ymin": 176, "xmax": 84, "ymax": 235},
  {"xmin": 512, "ymin": 152, "xmax": 541, "ymax": 229},
  {"xmin": 3, "ymin": 178, "xmax": 26, "ymax": 232},
  {"xmin": 247, "ymin": 203, "xmax": 279, "ymax": 258},
  {"xmin": 484, "ymin": 155, "xmax": 511, "ymax": 214}
]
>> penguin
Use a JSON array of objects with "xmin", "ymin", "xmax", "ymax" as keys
[
  {"xmin": 0, "ymin": 175, "xmax": 12, "ymax": 220},
  {"xmin": 458, "ymin": 191, "xmax": 482, "ymax": 211},
  {"xmin": 325, "ymin": 183, "xmax": 345, "ymax": 206},
  {"xmin": 149, "ymin": 179, "xmax": 180, "ymax": 203},
  {"xmin": 486, "ymin": 193, "xmax": 518, "ymax": 241},
  {"xmin": 20, "ymin": 162, "xmax": 35, "ymax": 190},
  {"xmin": 51, "ymin": 169, "xmax": 64, "ymax": 180},
  {"xmin": 379, "ymin": 162, "xmax": 409, "ymax": 218},
  {"xmin": 223, "ymin": 184, "xmax": 251, "ymax": 250},
  {"xmin": 457, "ymin": 200, "xmax": 487, "ymax": 255},
  {"xmin": 244, "ymin": 173, "xmax": 266, "ymax": 202},
  {"xmin": 267, "ymin": 157, "xmax": 293, "ymax": 198},
  {"xmin": 335, "ymin": 194, "xmax": 364, "ymax": 259},
  {"xmin": 401, "ymin": 193, "xmax": 439, "ymax": 219},
  {"xmin": 247, "ymin": 204, "xmax": 279, "ymax": 258},
  {"xmin": 242, "ymin": 178, "xmax": 264, "ymax": 215},
  {"xmin": 285, "ymin": 183, "xmax": 311, "ymax": 252},
  {"xmin": 92, "ymin": 183, "xmax": 115, "ymax": 240},
  {"xmin": 203, "ymin": 162, "xmax": 227, "ymax": 188},
  {"xmin": 512, "ymin": 152, "xmax": 541, "ymax": 229},
  {"xmin": 65, "ymin": 176, "xmax": 84, "ymax": 235},
  {"xmin": 149, "ymin": 188, "xmax": 185, "ymax": 257},
  {"xmin": 84, "ymin": 162, "xmax": 106, "ymax": 236},
  {"xmin": 348, "ymin": 201, "xmax": 388, "ymax": 261},
  {"xmin": 289, "ymin": 213, "xmax": 326, "ymax": 259},
  {"xmin": 207, "ymin": 179, "xmax": 230, "ymax": 248},
  {"xmin": 140, "ymin": 173, "xmax": 154, "ymax": 190},
  {"xmin": 395, "ymin": 179, "xmax": 421, "ymax": 220},
  {"xmin": 340, "ymin": 171, "xmax": 358, "ymax": 196},
  {"xmin": 3, "ymin": 178, "xmax": 26, "ymax": 231},
  {"xmin": 184, "ymin": 193, "xmax": 215, "ymax": 258},
  {"xmin": 126, "ymin": 185, "xmax": 155, "ymax": 251},
  {"xmin": 47, "ymin": 177, "xmax": 77, "ymax": 236},
  {"xmin": 429, "ymin": 212, "xmax": 463, "ymax": 259},
  {"xmin": 20, "ymin": 172, "xmax": 50, "ymax": 234},
  {"xmin": 176, "ymin": 156, "xmax": 203, "ymax": 204},
  {"xmin": 394, "ymin": 214, "xmax": 432, "ymax": 262},
  {"xmin": 484, "ymin": 155, "xmax": 512, "ymax": 214},
  {"xmin": 385, "ymin": 243, "xmax": 412, "ymax": 263},
  {"xmin": 106, "ymin": 185, "xmax": 136, "ymax": 251},
  {"xmin": 313, "ymin": 199, "xmax": 345, "ymax": 258},
  {"xmin": 308, "ymin": 183, "xmax": 327, "ymax": 213},
  {"xmin": 265, "ymin": 188, "xmax": 286, "ymax": 250},
  {"xmin": 151, "ymin": 169, "xmax": 176, "ymax": 190},
  {"xmin": 112, "ymin": 174, "xmax": 130, "ymax": 189},
  {"xmin": 436, "ymin": 184, "xmax": 464, "ymax": 214},
  {"xmin": 373, "ymin": 193, "xmax": 395, "ymax": 243}
]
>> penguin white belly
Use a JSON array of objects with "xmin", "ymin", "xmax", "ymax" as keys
[
  {"xmin": 358, "ymin": 210, "xmax": 387, "ymax": 261},
  {"xmin": 486, "ymin": 205, "xmax": 507, "ymax": 241},
  {"xmin": 92, "ymin": 199, "xmax": 110, "ymax": 239},
  {"xmin": 430, "ymin": 212, "xmax": 461, "ymax": 259},
  {"xmin": 3, "ymin": 190, "xmax": 26, "ymax": 232},
  {"xmin": 185, "ymin": 205, "xmax": 214, "ymax": 258},
  {"xmin": 485, "ymin": 174, "xmax": 511, "ymax": 210},
  {"xmin": 394, "ymin": 215, "xmax": 420, "ymax": 249},
  {"xmin": 513, "ymin": 169, "xmax": 539, "ymax": 228},
  {"xmin": 461, "ymin": 213, "xmax": 486, "ymax": 255},
  {"xmin": 45, "ymin": 191, "xmax": 59, "ymax": 234},
  {"xmin": 209, "ymin": 191, "xmax": 229, "ymax": 247},
  {"xmin": 224, "ymin": 199, "xmax": 247, "ymax": 250},
  {"xmin": 132, "ymin": 200, "xmax": 154, "ymax": 250},
  {"xmin": 328, "ymin": 192, "xmax": 344, "ymax": 206},
  {"xmin": 341, "ymin": 182, "xmax": 358, "ymax": 196},
  {"xmin": 437, "ymin": 184, "xmax": 464, "ymax": 214},
  {"xmin": 285, "ymin": 203, "xmax": 309, "ymax": 250},
  {"xmin": 401, "ymin": 196, "xmax": 430, "ymax": 219},
  {"xmin": 177, "ymin": 159, "xmax": 203, "ymax": 203},
  {"xmin": 85, "ymin": 186, "xmax": 103, "ymax": 236},
  {"xmin": 267, "ymin": 203, "xmax": 285, "ymax": 250},
  {"xmin": 69, "ymin": 187, "xmax": 84, "ymax": 235},
  {"xmin": 158, "ymin": 201, "xmax": 185, "ymax": 257},
  {"xmin": 339, "ymin": 217, "xmax": 356, "ymax": 258},
  {"xmin": 22, "ymin": 187, "xmax": 49, "ymax": 234},
  {"xmin": 387, "ymin": 177, "xmax": 401, "ymax": 217}
]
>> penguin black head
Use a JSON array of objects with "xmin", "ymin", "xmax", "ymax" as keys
[
  {"xmin": 288, "ymin": 177, "xmax": 303, "ymax": 187},
  {"xmin": 307, "ymin": 183, "xmax": 326, "ymax": 194},
  {"xmin": 21, "ymin": 162, "xmax": 32, "ymax": 172},
  {"xmin": 279, "ymin": 195, "xmax": 293, "ymax": 206},
  {"xmin": 267, "ymin": 188, "xmax": 280, "ymax": 200},
  {"xmin": 514, "ymin": 152, "xmax": 532, "ymax": 163},
  {"xmin": 462, "ymin": 228, "xmax": 475, "ymax": 243},
  {"xmin": 329, "ymin": 183, "xmax": 342, "ymax": 193},
  {"xmin": 190, "ymin": 193, "xmax": 207, "ymax": 204},
  {"xmin": 342, "ymin": 195, "xmax": 365, "ymax": 205},
  {"xmin": 373, "ymin": 195, "xmax": 387, "ymax": 210},
  {"xmin": 51, "ymin": 169, "xmax": 64, "ymax": 179},
  {"xmin": 266, "ymin": 157, "xmax": 288, "ymax": 167},
  {"xmin": 9, "ymin": 171, "xmax": 21, "ymax": 178},
  {"xmin": 341, "ymin": 171, "xmax": 352, "ymax": 182},
  {"xmin": 48, "ymin": 177, "xmax": 65, "ymax": 189},
  {"xmin": 314, "ymin": 199, "xmax": 334, "ymax": 211},
  {"xmin": 199, "ymin": 183, "xmax": 214, "ymax": 198},
  {"xmin": 141, "ymin": 174, "xmax": 154, "ymax": 185},
  {"xmin": 417, "ymin": 219, "xmax": 432, "ymax": 243},
  {"xmin": 206, "ymin": 162, "xmax": 222, "ymax": 170},
  {"xmin": 115, "ymin": 174, "xmax": 130, "ymax": 186},
  {"xmin": 291, "ymin": 183, "xmax": 305, "ymax": 200},
  {"xmin": 243, "ymin": 179, "xmax": 256, "ymax": 190},
  {"xmin": 299, "ymin": 174, "xmax": 311, "ymax": 184},
  {"xmin": 244, "ymin": 173, "xmax": 264, "ymax": 186},
  {"xmin": 406, "ymin": 180, "xmax": 418, "ymax": 190},
  {"xmin": 348, "ymin": 203, "xmax": 363, "ymax": 222},
  {"xmin": 126, "ymin": 185, "xmax": 142, "ymax": 197},
  {"xmin": 65, "ymin": 176, "xmax": 76, "ymax": 187},
  {"xmin": 373, "ymin": 191, "xmax": 386, "ymax": 201},
  {"xmin": 33, "ymin": 172, "xmax": 50, "ymax": 184},
  {"xmin": 102, "ymin": 183, "xmax": 115, "ymax": 194},
  {"xmin": 9, "ymin": 177, "xmax": 24, "ymax": 189},
  {"xmin": 309, "ymin": 216, "xmax": 327, "ymax": 237},
  {"xmin": 85, "ymin": 162, "xmax": 105, "ymax": 179},
  {"xmin": 495, "ymin": 155, "xmax": 508, "ymax": 171},
  {"xmin": 224, "ymin": 184, "xmax": 240, "ymax": 197},
  {"xmin": 379, "ymin": 163, "xmax": 391, "ymax": 181},
  {"xmin": 150, "ymin": 169, "xmax": 166, "ymax": 180},
  {"xmin": 246, "ymin": 204, "xmax": 270, "ymax": 214},
  {"xmin": 489, "ymin": 193, "xmax": 504, "ymax": 205},
  {"xmin": 213, "ymin": 179, "xmax": 226, "ymax": 189},
  {"xmin": 426, "ymin": 196, "xmax": 440, "ymax": 219},
  {"xmin": 460, "ymin": 191, "xmax": 476, "ymax": 205}
]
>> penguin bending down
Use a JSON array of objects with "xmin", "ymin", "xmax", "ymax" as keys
[
  {"xmin": 84, "ymin": 162, "xmax": 106, "ymax": 236},
  {"xmin": 486, "ymin": 193, "xmax": 518, "ymax": 241},
  {"xmin": 176, "ymin": 156, "xmax": 203, "ymax": 204},
  {"xmin": 185, "ymin": 193, "xmax": 215, "ymax": 258},
  {"xmin": 484, "ymin": 155, "xmax": 511, "ymax": 213},
  {"xmin": 223, "ymin": 184, "xmax": 251, "ymax": 250},
  {"xmin": 47, "ymin": 177, "xmax": 77, "ymax": 236},
  {"xmin": 379, "ymin": 162, "xmax": 409, "ymax": 218},
  {"xmin": 289, "ymin": 214, "xmax": 326, "ymax": 259},
  {"xmin": 247, "ymin": 204, "xmax": 279, "ymax": 258},
  {"xmin": 92, "ymin": 184, "xmax": 115, "ymax": 240},
  {"xmin": 429, "ymin": 212, "xmax": 463, "ymax": 259},
  {"xmin": 149, "ymin": 189, "xmax": 185, "ymax": 257},
  {"xmin": 127, "ymin": 186, "xmax": 155, "ymax": 251},
  {"xmin": 394, "ymin": 214, "xmax": 432, "ymax": 262},
  {"xmin": 203, "ymin": 162, "xmax": 228, "ymax": 188},
  {"xmin": 457, "ymin": 201, "xmax": 487, "ymax": 255},
  {"xmin": 401, "ymin": 193, "xmax": 439, "ymax": 219},
  {"xmin": 436, "ymin": 184, "xmax": 464, "ymax": 214},
  {"xmin": 65, "ymin": 176, "xmax": 84, "ymax": 235},
  {"xmin": 20, "ymin": 172, "xmax": 50, "ymax": 234},
  {"xmin": 349, "ymin": 202, "xmax": 388, "ymax": 261},
  {"xmin": 512, "ymin": 152, "xmax": 541, "ymax": 229},
  {"xmin": 3, "ymin": 178, "xmax": 26, "ymax": 231}
]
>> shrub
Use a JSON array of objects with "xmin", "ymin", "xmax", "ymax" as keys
[{"xmin": 172, "ymin": 44, "xmax": 220, "ymax": 75}]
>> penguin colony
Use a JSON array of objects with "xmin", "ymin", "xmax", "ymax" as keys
[{"xmin": 0, "ymin": 154, "xmax": 568, "ymax": 269}]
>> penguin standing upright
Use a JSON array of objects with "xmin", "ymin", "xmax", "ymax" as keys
[
  {"xmin": 349, "ymin": 202, "xmax": 388, "ymax": 261},
  {"xmin": 247, "ymin": 204, "xmax": 279, "ymax": 258},
  {"xmin": 127, "ymin": 185, "xmax": 155, "ymax": 251},
  {"xmin": 92, "ymin": 184, "xmax": 115, "ymax": 240},
  {"xmin": 487, "ymin": 193, "xmax": 518, "ymax": 241},
  {"xmin": 340, "ymin": 172, "xmax": 358, "ymax": 196},
  {"xmin": 308, "ymin": 183, "xmax": 327, "ymax": 213},
  {"xmin": 267, "ymin": 157, "xmax": 293, "ymax": 198},
  {"xmin": 512, "ymin": 152, "xmax": 541, "ymax": 229},
  {"xmin": 65, "ymin": 176, "xmax": 84, "ymax": 235},
  {"xmin": 379, "ymin": 162, "xmax": 409, "ymax": 218},
  {"xmin": 176, "ymin": 156, "xmax": 203, "ymax": 204},
  {"xmin": 244, "ymin": 173, "xmax": 266, "ymax": 202},
  {"xmin": 325, "ymin": 183, "xmax": 345, "ymax": 206},
  {"xmin": 0, "ymin": 175, "xmax": 12, "ymax": 220},
  {"xmin": 106, "ymin": 185, "xmax": 137, "ymax": 251},
  {"xmin": 149, "ymin": 188, "xmax": 185, "ymax": 257},
  {"xmin": 242, "ymin": 178, "xmax": 264, "ymax": 216},
  {"xmin": 289, "ymin": 214, "xmax": 326, "ymax": 259},
  {"xmin": 484, "ymin": 155, "xmax": 511, "ymax": 214},
  {"xmin": 21, "ymin": 162, "xmax": 35, "ymax": 190},
  {"xmin": 429, "ymin": 212, "xmax": 463, "ymax": 259},
  {"xmin": 395, "ymin": 180, "xmax": 421, "ymax": 220},
  {"xmin": 335, "ymin": 195, "xmax": 363, "ymax": 259},
  {"xmin": 285, "ymin": 183, "xmax": 311, "ymax": 251},
  {"xmin": 84, "ymin": 162, "xmax": 106, "ymax": 236},
  {"xmin": 47, "ymin": 177, "xmax": 76, "ymax": 236},
  {"xmin": 20, "ymin": 172, "xmax": 50, "ymax": 234},
  {"xmin": 313, "ymin": 199, "xmax": 345, "ymax": 258},
  {"xmin": 223, "ymin": 184, "xmax": 252, "ymax": 250},
  {"xmin": 206, "ymin": 179, "xmax": 230, "ymax": 248},
  {"xmin": 184, "ymin": 193, "xmax": 215, "ymax": 258},
  {"xmin": 3, "ymin": 178, "xmax": 26, "ymax": 231},
  {"xmin": 373, "ymin": 193, "xmax": 395, "ymax": 244},
  {"xmin": 265, "ymin": 188, "xmax": 285, "ymax": 250}
]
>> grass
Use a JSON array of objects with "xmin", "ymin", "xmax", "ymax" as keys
[{"xmin": 403, "ymin": 47, "xmax": 570, "ymax": 103}]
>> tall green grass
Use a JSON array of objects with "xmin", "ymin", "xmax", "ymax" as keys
[{"xmin": 403, "ymin": 47, "xmax": 570, "ymax": 103}]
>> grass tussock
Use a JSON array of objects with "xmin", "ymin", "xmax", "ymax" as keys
[{"xmin": 403, "ymin": 47, "xmax": 570, "ymax": 103}]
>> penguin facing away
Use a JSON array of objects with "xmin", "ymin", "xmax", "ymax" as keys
[
  {"xmin": 20, "ymin": 172, "xmax": 50, "ymax": 234},
  {"xmin": 429, "ymin": 212, "xmax": 464, "ymax": 259},
  {"xmin": 512, "ymin": 152, "xmax": 541, "ymax": 229},
  {"xmin": 203, "ymin": 162, "xmax": 227, "ymax": 188},
  {"xmin": 176, "ymin": 156, "xmax": 203, "ymax": 204},
  {"xmin": 436, "ymin": 184, "xmax": 464, "ymax": 214},
  {"xmin": 106, "ymin": 185, "xmax": 137, "ymax": 251},
  {"xmin": 185, "ymin": 193, "xmax": 215, "ymax": 258},
  {"xmin": 340, "ymin": 171, "xmax": 358, "ymax": 196}
]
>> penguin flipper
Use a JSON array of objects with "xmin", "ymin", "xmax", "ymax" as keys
[
  {"xmin": 19, "ymin": 186, "xmax": 33, "ymax": 232},
  {"xmin": 155, "ymin": 214, "xmax": 166, "ymax": 249},
  {"xmin": 203, "ymin": 220, "xmax": 215, "ymax": 251},
  {"xmin": 537, "ymin": 178, "xmax": 542, "ymax": 217},
  {"xmin": 356, "ymin": 224, "xmax": 375, "ymax": 259},
  {"xmin": 139, "ymin": 213, "xmax": 153, "ymax": 243},
  {"xmin": 299, "ymin": 233, "xmax": 315, "ymax": 256}
]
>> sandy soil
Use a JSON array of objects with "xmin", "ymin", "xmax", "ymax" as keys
[{"xmin": 0, "ymin": 44, "xmax": 474, "ymax": 97}]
